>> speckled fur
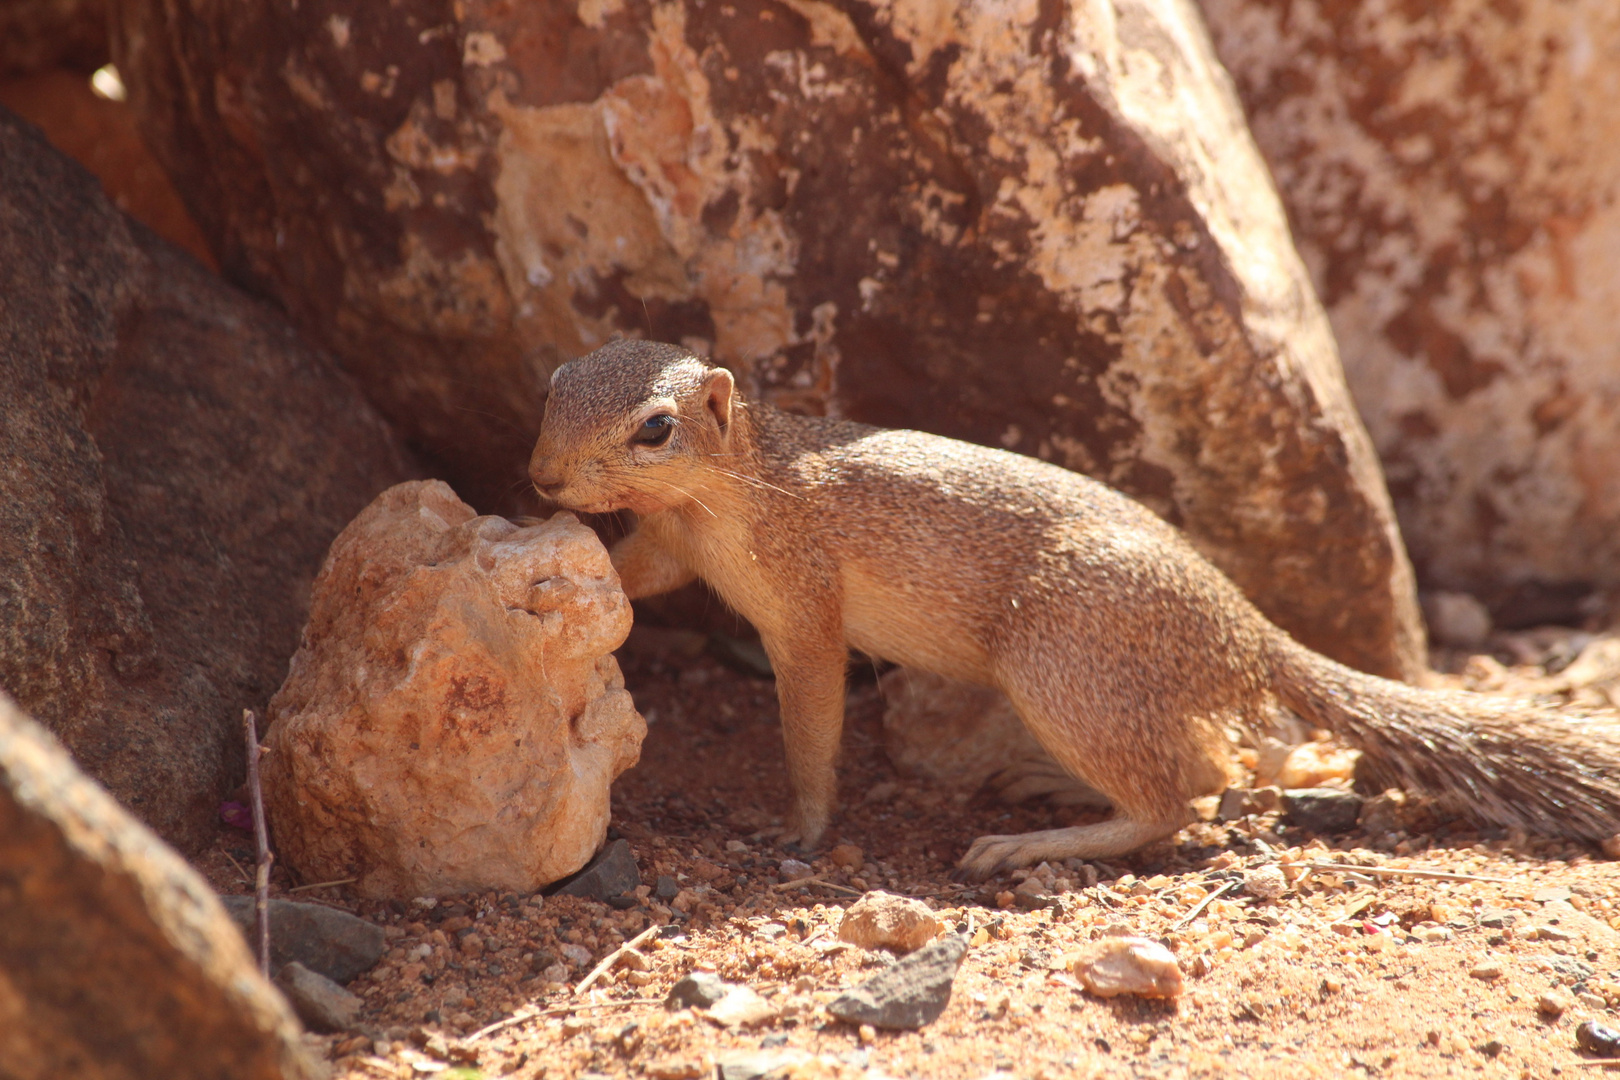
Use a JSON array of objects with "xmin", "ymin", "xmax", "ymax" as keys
[{"xmin": 532, "ymin": 341, "xmax": 1620, "ymax": 878}]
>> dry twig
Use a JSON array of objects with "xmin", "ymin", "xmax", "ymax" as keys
[
  {"xmin": 1171, "ymin": 879, "xmax": 1239, "ymax": 931},
  {"xmin": 243, "ymin": 709, "xmax": 274, "ymax": 977},
  {"xmin": 770, "ymin": 875, "xmax": 863, "ymax": 895},
  {"xmin": 574, "ymin": 924, "xmax": 663, "ymax": 996},
  {"xmin": 468, "ymin": 997, "xmax": 662, "ymax": 1042},
  {"xmin": 287, "ymin": 877, "xmax": 359, "ymax": 894},
  {"xmin": 1301, "ymin": 861, "xmax": 1512, "ymax": 884}
]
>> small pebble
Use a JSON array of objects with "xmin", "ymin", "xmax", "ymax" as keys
[
  {"xmin": 1538, "ymin": 989, "xmax": 1571, "ymax": 1017},
  {"xmin": 829, "ymin": 844, "xmax": 865, "ymax": 869},
  {"xmin": 1072, "ymin": 936, "xmax": 1184, "ymax": 999},
  {"xmin": 1469, "ymin": 960, "xmax": 1504, "ymax": 980}
]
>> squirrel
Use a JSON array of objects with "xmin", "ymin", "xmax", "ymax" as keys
[{"xmin": 530, "ymin": 339, "xmax": 1620, "ymax": 879}]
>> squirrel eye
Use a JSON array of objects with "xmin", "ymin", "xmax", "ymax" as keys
[{"xmin": 631, "ymin": 414, "xmax": 676, "ymax": 447}]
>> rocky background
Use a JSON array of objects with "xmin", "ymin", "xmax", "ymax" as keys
[{"xmin": 1, "ymin": 0, "xmax": 1617, "ymax": 965}]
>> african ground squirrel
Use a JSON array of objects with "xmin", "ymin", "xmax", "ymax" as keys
[{"xmin": 530, "ymin": 340, "xmax": 1620, "ymax": 878}]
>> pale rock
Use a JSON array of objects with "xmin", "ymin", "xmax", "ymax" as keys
[
  {"xmin": 263, "ymin": 480, "xmax": 645, "ymax": 899},
  {"xmin": 704, "ymin": 985, "xmax": 778, "ymax": 1029},
  {"xmin": 1200, "ymin": 0, "xmax": 1620, "ymax": 609},
  {"xmin": 837, "ymin": 892, "xmax": 942, "ymax": 955},
  {"xmin": 1072, "ymin": 936, "xmax": 1185, "ymax": 999},
  {"xmin": 1273, "ymin": 742, "xmax": 1359, "ymax": 790}
]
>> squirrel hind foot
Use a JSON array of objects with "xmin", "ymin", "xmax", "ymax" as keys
[{"xmin": 954, "ymin": 817, "xmax": 1182, "ymax": 881}]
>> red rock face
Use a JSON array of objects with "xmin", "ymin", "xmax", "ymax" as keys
[
  {"xmin": 1198, "ymin": 0, "xmax": 1620, "ymax": 619},
  {"xmin": 0, "ymin": 110, "xmax": 414, "ymax": 850},
  {"xmin": 114, "ymin": 0, "xmax": 1425, "ymax": 677}
]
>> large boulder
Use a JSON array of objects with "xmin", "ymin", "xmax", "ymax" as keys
[
  {"xmin": 0, "ymin": 0, "xmax": 107, "ymax": 77},
  {"xmin": 0, "ymin": 692, "xmax": 314, "ymax": 1080},
  {"xmin": 1197, "ymin": 0, "xmax": 1620, "ymax": 620},
  {"xmin": 263, "ymin": 481, "xmax": 646, "ymax": 899},
  {"xmin": 114, "ymin": 0, "xmax": 1424, "ymax": 678},
  {"xmin": 0, "ymin": 108, "xmax": 415, "ymax": 850}
]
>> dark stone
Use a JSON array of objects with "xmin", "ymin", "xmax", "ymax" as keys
[
  {"xmin": 273, "ymin": 961, "xmax": 362, "ymax": 1034},
  {"xmin": 220, "ymin": 896, "xmax": 386, "ymax": 984},
  {"xmin": 1281, "ymin": 788, "xmax": 1365, "ymax": 833},
  {"xmin": 552, "ymin": 838, "xmax": 640, "ymax": 902},
  {"xmin": 1578, "ymin": 1021, "xmax": 1620, "ymax": 1058},
  {"xmin": 1477, "ymin": 910, "xmax": 1517, "ymax": 929},
  {"xmin": 827, "ymin": 933, "xmax": 969, "ymax": 1030},
  {"xmin": 665, "ymin": 971, "xmax": 730, "ymax": 1010},
  {"xmin": 0, "ymin": 693, "xmax": 314, "ymax": 1078},
  {"xmin": 655, "ymin": 875, "xmax": 681, "ymax": 901}
]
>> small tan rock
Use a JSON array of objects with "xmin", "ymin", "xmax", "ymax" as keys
[
  {"xmin": 1073, "ymin": 937, "xmax": 1185, "ymax": 999},
  {"xmin": 1538, "ymin": 989, "xmax": 1572, "ymax": 1017},
  {"xmin": 704, "ymin": 985, "xmax": 777, "ymax": 1029},
  {"xmin": 1244, "ymin": 865, "xmax": 1288, "ymax": 901},
  {"xmin": 1274, "ymin": 741, "xmax": 1359, "ymax": 789},
  {"xmin": 1470, "ymin": 960, "xmax": 1505, "ymax": 980},
  {"xmin": 263, "ymin": 481, "xmax": 645, "ymax": 899},
  {"xmin": 837, "ymin": 891, "xmax": 942, "ymax": 955}
]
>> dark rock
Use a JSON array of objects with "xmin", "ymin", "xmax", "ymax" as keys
[
  {"xmin": 553, "ymin": 838, "xmax": 639, "ymax": 902},
  {"xmin": 1477, "ymin": 910, "xmax": 1518, "ymax": 930},
  {"xmin": 274, "ymin": 961, "xmax": 362, "ymax": 1034},
  {"xmin": 655, "ymin": 875, "xmax": 681, "ymax": 901},
  {"xmin": 220, "ymin": 896, "xmax": 385, "ymax": 984},
  {"xmin": 1577, "ymin": 1021, "xmax": 1620, "ymax": 1058},
  {"xmin": 1281, "ymin": 788, "xmax": 1365, "ymax": 833},
  {"xmin": 665, "ymin": 971, "xmax": 730, "ymax": 1011},
  {"xmin": 0, "ymin": 692, "xmax": 315, "ymax": 1079},
  {"xmin": 827, "ymin": 933, "xmax": 969, "ymax": 1029},
  {"xmin": 0, "ymin": 107, "xmax": 414, "ymax": 851},
  {"xmin": 113, "ymin": 0, "xmax": 1424, "ymax": 679}
]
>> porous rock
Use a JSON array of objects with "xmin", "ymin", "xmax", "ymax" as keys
[
  {"xmin": 219, "ymin": 896, "xmax": 386, "ymax": 984},
  {"xmin": 0, "ymin": 692, "xmax": 314, "ymax": 1080},
  {"xmin": 1072, "ymin": 935, "xmax": 1184, "ymax": 999},
  {"xmin": 837, "ymin": 891, "xmax": 942, "ymax": 955},
  {"xmin": 827, "ymin": 932, "xmax": 968, "ymax": 1030},
  {"xmin": 263, "ymin": 480, "xmax": 645, "ymax": 899},
  {"xmin": 1199, "ymin": 0, "xmax": 1620, "ymax": 617},
  {"xmin": 0, "ymin": 108, "xmax": 413, "ymax": 850},
  {"xmin": 114, "ymin": 0, "xmax": 1422, "ymax": 677}
]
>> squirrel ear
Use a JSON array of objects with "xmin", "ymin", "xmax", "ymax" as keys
[{"xmin": 703, "ymin": 367, "xmax": 735, "ymax": 432}]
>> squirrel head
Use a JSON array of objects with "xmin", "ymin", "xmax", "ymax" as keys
[{"xmin": 529, "ymin": 339, "xmax": 739, "ymax": 515}]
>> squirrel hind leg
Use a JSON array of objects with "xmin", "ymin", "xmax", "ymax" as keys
[
  {"xmin": 986, "ymin": 756, "xmax": 1114, "ymax": 808},
  {"xmin": 954, "ymin": 816, "xmax": 1183, "ymax": 881}
]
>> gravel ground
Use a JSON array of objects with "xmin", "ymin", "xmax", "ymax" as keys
[{"xmin": 197, "ymin": 624, "xmax": 1620, "ymax": 1079}]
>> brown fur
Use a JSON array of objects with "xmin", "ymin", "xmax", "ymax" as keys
[{"xmin": 531, "ymin": 340, "xmax": 1620, "ymax": 878}]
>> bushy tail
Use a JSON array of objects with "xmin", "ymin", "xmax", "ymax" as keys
[{"xmin": 1267, "ymin": 634, "xmax": 1620, "ymax": 842}]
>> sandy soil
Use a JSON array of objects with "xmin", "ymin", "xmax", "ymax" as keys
[{"xmin": 197, "ymin": 624, "xmax": 1620, "ymax": 1080}]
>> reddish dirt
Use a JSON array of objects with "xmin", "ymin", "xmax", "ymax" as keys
[{"xmin": 195, "ymin": 625, "xmax": 1620, "ymax": 1079}]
